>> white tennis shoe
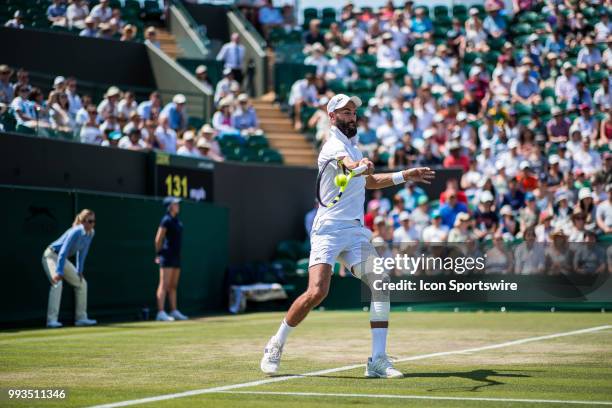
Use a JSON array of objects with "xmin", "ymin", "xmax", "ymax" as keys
[
  {"xmin": 156, "ymin": 311, "xmax": 175, "ymax": 321},
  {"xmin": 260, "ymin": 336, "xmax": 284, "ymax": 375},
  {"xmin": 46, "ymin": 320, "xmax": 63, "ymax": 328},
  {"xmin": 170, "ymin": 310, "xmax": 188, "ymax": 320},
  {"xmin": 365, "ymin": 355, "xmax": 403, "ymax": 378},
  {"xmin": 75, "ymin": 317, "xmax": 97, "ymax": 326}
]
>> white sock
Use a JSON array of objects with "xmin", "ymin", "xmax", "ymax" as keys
[
  {"xmin": 274, "ymin": 319, "xmax": 294, "ymax": 345},
  {"xmin": 371, "ymin": 327, "xmax": 388, "ymax": 360}
]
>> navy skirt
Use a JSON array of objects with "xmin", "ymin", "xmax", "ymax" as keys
[{"xmin": 159, "ymin": 254, "xmax": 181, "ymax": 268}]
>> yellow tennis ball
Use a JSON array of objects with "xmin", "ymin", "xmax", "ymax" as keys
[{"xmin": 334, "ymin": 174, "xmax": 348, "ymax": 187}]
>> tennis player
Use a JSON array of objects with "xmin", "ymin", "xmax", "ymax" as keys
[{"xmin": 261, "ymin": 94, "xmax": 435, "ymax": 378}]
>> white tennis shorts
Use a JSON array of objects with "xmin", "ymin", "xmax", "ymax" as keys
[{"xmin": 308, "ymin": 218, "xmax": 377, "ymax": 270}]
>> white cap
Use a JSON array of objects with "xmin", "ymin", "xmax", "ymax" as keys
[
  {"xmin": 480, "ymin": 190, "xmax": 494, "ymax": 203},
  {"xmin": 183, "ymin": 130, "xmax": 195, "ymax": 141},
  {"xmin": 53, "ymin": 76, "xmax": 65, "ymax": 87},
  {"xmin": 500, "ymin": 205, "xmax": 513, "ymax": 216},
  {"xmin": 548, "ymin": 154, "xmax": 560, "ymax": 165},
  {"xmin": 481, "ymin": 140, "xmax": 492, "ymax": 150},
  {"xmin": 578, "ymin": 187, "xmax": 592, "ymax": 200},
  {"xmin": 399, "ymin": 211, "xmax": 410, "ymax": 221},
  {"xmin": 327, "ymin": 93, "xmax": 362, "ymax": 114},
  {"xmin": 237, "ymin": 93, "xmax": 249, "ymax": 102},
  {"xmin": 195, "ymin": 65, "xmax": 207, "ymax": 74},
  {"xmin": 519, "ymin": 160, "xmax": 531, "ymax": 170},
  {"xmin": 456, "ymin": 111, "xmax": 468, "ymax": 121},
  {"xmin": 173, "ymin": 94, "xmax": 186, "ymax": 104},
  {"xmin": 423, "ymin": 128, "xmax": 436, "ymax": 139},
  {"xmin": 374, "ymin": 215, "xmax": 385, "ymax": 225},
  {"xmin": 495, "ymin": 159, "xmax": 505, "ymax": 170},
  {"xmin": 507, "ymin": 138, "xmax": 519, "ymax": 149}
]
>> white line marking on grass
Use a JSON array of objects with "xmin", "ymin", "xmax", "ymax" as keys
[
  {"xmin": 222, "ymin": 391, "xmax": 612, "ymax": 406},
  {"xmin": 87, "ymin": 325, "xmax": 612, "ymax": 408}
]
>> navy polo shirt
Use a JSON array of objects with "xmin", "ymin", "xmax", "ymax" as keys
[{"xmin": 159, "ymin": 213, "xmax": 183, "ymax": 258}]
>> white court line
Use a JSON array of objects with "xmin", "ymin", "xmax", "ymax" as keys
[
  {"xmin": 222, "ymin": 390, "xmax": 612, "ymax": 406},
  {"xmin": 88, "ymin": 325, "xmax": 612, "ymax": 408}
]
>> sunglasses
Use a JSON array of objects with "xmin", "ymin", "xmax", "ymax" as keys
[{"xmin": 86, "ymin": 219, "xmax": 96, "ymax": 224}]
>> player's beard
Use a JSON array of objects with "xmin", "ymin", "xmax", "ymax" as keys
[{"xmin": 335, "ymin": 117, "xmax": 357, "ymax": 138}]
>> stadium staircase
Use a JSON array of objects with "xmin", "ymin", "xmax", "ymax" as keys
[
  {"xmin": 253, "ymin": 94, "xmax": 317, "ymax": 166},
  {"xmin": 156, "ymin": 28, "xmax": 182, "ymax": 59}
]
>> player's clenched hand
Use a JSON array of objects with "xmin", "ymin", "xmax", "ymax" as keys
[
  {"xmin": 359, "ymin": 158, "xmax": 375, "ymax": 175},
  {"xmin": 405, "ymin": 167, "xmax": 436, "ymax": 184}
]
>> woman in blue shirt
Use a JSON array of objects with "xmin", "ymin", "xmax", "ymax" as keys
[
  {"xmin": 154, "ymin": 197, "xmax": 188, "ymax": 321},
  {"xmin": 42, "ymin": 209, "xmax": 97, "ymax": 328}
]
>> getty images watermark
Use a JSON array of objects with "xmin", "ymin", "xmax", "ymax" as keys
[{"xmin": 360, "ymin": 241, "xmax": 612, "ymax": 303}]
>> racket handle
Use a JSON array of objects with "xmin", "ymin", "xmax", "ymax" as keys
[{"xmin": 352, "ymin": 164, "xmax": 368, "ymax": 175}]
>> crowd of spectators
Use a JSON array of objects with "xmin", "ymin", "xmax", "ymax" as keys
[
  {"xmin": 296, "ymin": 0, "xmax": 612, "ymax": 276},
  {"xmin": 4, "ymin": 0, "xmax": 162, "ymax": 43},
  {"xmin": 0, "ymin": 64, "xmax": 229, "ymax": 161}
]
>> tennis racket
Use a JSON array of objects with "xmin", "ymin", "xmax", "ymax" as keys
[{"xmin": 316, "ymin": 158, "xmax": 368, "ymax": 208}]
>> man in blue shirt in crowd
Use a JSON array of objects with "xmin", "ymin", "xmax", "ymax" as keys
[
  {"xmin": 160, "ymin": 94, "xmax": 188, "ymax": 131},
  {"xmin": 439, "ymin": 190, "xmax": 468, "ymax": 229}
]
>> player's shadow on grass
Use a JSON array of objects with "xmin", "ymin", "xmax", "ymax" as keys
[
  {"xmin": 404, "ymin": 369, "xmax": 532, "ymax": 392},
  {"xmin": 302, "ymin": 369, "xmax": 533, "ymax": 392}
]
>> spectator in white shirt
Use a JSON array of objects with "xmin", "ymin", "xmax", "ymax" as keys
[
  {"xmin": 177, "ymin": 130, "xmax": 199, "ymax": 157},
  {"xmin": 99, "ymin": 114, "xmax": 120, "ymax": 134},
  {"xmin": 89, "ymin": 0, "xmax": 112, "ymax": 23},
  {"xmin": 324, "ymin": 46, "xmax": 358, "ymax": 82},
  {"xmin": 407, "ymin": 44, "xmax": 428, "ymax": 79},
  {"xmin": 67, "ymin": 0, "xmax": 89, "ymax": 29},
  {"xmin": 195, "ymin": 65, "xmax": 213, "ymax": 95},
  {"xmin": 377, "ymin": 112, "xmax": 401, "ymax": 154},
  {"xmin": 422, "ymin": 211, "xmax": 449, "ymax": 242},
  {"xmin": 375, "ymin": 72, "xmax": 401, "ymax": 108},
  {"xmin": 572, "ymin": 136, "xmax": 602, "ymax": 176},
  {"xmin": 75, "ymin": 94, "xmax": 93, "ymax": 125},
  {"xmin": 117, "ymin": 91, "xmax": 138, "ymax": 120},
  {"xmin": 594, "ymin": 76, "xmax": 612, "ymax": 110},
  {"xmin": 595, "ymin": 11, "xmax": 611, "ymax": 43},
  {"xmin": 214, "ymin": 67, "xmax": 239, "ymax": 105},
  {"xmin": 211, "ymin": 98, "xmax": 238, "ymax": 134},
  {"xmin": 393, "ymin": 212, "xmax": 420, "ymax": 243},
  {"xmin": 155, "ymin": 115, "xmax": 177, "ymax": 153},
  {"xmin": 343, "ymin": 20, "xmax": 367, "ymax": 52},
  {"xmin": 555, "ymin": 63, "xmax": 579, "ymax": 103},
  {"xmin": 377, "ymin": 33, "xmax": 402, "ymax": 69},
  {"xmin": 97, "ymin": 86, "xmax": 121, "ymax": 119},
  {"xmin": 573, "ymin": 104, "xmax": 597, "ymax": 139},
  {"xmin": 198, "ymin": 124, "xmax": 225, "ymax": 161},
  {"xmin": 65, "ymin": 77, "xmax": 82, "ymax": 119},
  {"xmin": 119, "ymin": 127, "xmax": 147, "ymax": 151},
  {"xmin": 122, "ymin": 111, "xmax": 142, "ymax": 135},
  {"xmin": 304, "ymin": 43, "xmax": 328, "ymax": 76},
  {"xmin": 577, "ymin": 36, "xmax": 602, "ymax": 70},
  {"xmin": 4, "ymin": 10, "xmax": 24, "ymax": 28},
  {"xmin": 288, "ymin": 72, "xmax": 318, "ymax": 130},
  {"xmin": 80, "ymin": 105, "xmax": 104, "ymax": 144},
  {"xmin": 217, "ymin": 33, "xmax": 245, "ymax": 84}
]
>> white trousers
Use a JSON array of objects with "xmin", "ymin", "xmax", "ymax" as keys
[{"xmin": 41, "ymin": 247, "xmax": 88, "ymax": 323}]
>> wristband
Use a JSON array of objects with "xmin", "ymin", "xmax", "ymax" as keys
[{"xmin": 392, "ymin": 171, "xmax": 405, "ymax": 185}]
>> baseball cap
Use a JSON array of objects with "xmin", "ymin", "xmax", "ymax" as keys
[
  {"xmin": 578, "ymin": 188, "xmax": 593, "ymax": 200},
  {"xmin": 507, "ymin": 139, "xmax": 519, "ymax": 149},
  {"xmin": 173, "ymin": 94, "xmax": 186, "ymax": 104},
  {"xmin": 548, "ymin": 154, "xmax": 560, "ymax": 165},
  {"xmin": 183, "ymin": 130, "xmax": 195, "ymax": 141},
  {"xmin": 195, "ymin": 65, "xmax": 207, "ymax": 74},
  {"xmin": 525, "ymin": 192, "xmax": 535, "ymax": 201},
  {"xmin": 238, "ymin": 93, "xmax": 249, "ymax": 102},
  {"xmin": 562, "ymin": 62, "xmax": 573, "ymax": 70},
  {"xmin": 480, "ymin": 190, "xmax": 494, "ymax": 203},
  {"xmin": 399, "ymin": 211, "xmax": 410, "ymax": 221},
  {"xmin": 431, "ymin": 209, "xmax": 441, "ymax": 218},
  {"xmin": 163, "ymin": 197, "xmax": 181, "ymax": 208},
  {"xmin": 53, "ymin": 76, "xmax": 66, "ymax": 87},
  {"xmin": 374, "ymin": 215, "xmax": 385, "ymax": 225},
  {"xmin": 519, "ymin": 160, "xmax": 531, "ymax": 170},
  {"xmin": 456, "ymin": 111, "xmax": 468, "ymax": 121},
  {"xmin": 108, "ymin": 130, "xmax": 122, "ymax": 141},
  {"xmin": 223, "ymin": 67, "xmax": 232, "ymax": 76},
  {"xmin": 327, "ymin": 94, "xmax": 362, "ymax": 114},
  {"xmin": 417, "ymin": 195, "xmax": 428, "ymax": 205}
]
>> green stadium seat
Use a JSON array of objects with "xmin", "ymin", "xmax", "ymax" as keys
[
  {"xmin": 416, "ymin": 5, "xmax": 429, "ymax": 17},
  {"xmin": 519, "ymin": 11, "xmax": 540, "ymax": 23},
  {"xmin": 541, "ymin": 87, "xmax": 555, "ymax": 101},
  {"xmin": 187, "ymin": 117, "xmax": 205, "ymax": 130},
  {"xmin": 350, "ymin": 79, "xmax": 373, "ymax": 93},
  {"xmin": 259, "ymin": 148, "xmax": 283, "ymax": 164},
  {"xmin": 453, "ymin": 4, "xmax": 467, "ymax": 18},
  {"xmin": 463, "ymin": 52, "xmax": 481, "ymax": 65},
  {"xmin": 327, "ymin": 78, "xmax": 349, "ymax": 93},
  {"xmin": 514, "ymin": 103, "xmax": 532, "ymax": 116},
  {"xmin": 434, "ymin": 15, "xmax": 452, "ymax": 28},
  {"xmin": 246, "ymin": 135, "xmax": 269, "ymax": 149},
  {"xmin": 434, "ymin": 5, "xmax": 448, "ymax": 17},
  {"xmin": 15, "ymin": 123, "xmax": 36, "ymax": 135},
  {"xmin": 321, "ymin": 7, "xmax": 336, "ymax": 20},
  {"xmin": 303, "ymin": 7, "xmax": 318, "ymax": 21},
  {"xmin": 143, "ymin": 0, "xmax": 162, "ymax": 19},
  {"xmin": 589, "ymin": 70, "xmax": 608, "ymax": 84},
  {"xmin": 512, "ymin": 23, "xmax": 532, "ymax": 36}
]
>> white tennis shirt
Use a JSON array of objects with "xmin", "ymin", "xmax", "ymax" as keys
[{"xmin": 314, "ymin": 126, "xmax": 366, "ymax": 225}]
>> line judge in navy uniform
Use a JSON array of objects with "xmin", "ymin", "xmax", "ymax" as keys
[{"xmin": 154, "ymin": 197, "xmax": 188, "ymax": 321}]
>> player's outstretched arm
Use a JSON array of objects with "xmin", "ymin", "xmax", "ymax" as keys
[{"xmin": 365, "ymin": 167, "xmax": 435, "ymax": 190}]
